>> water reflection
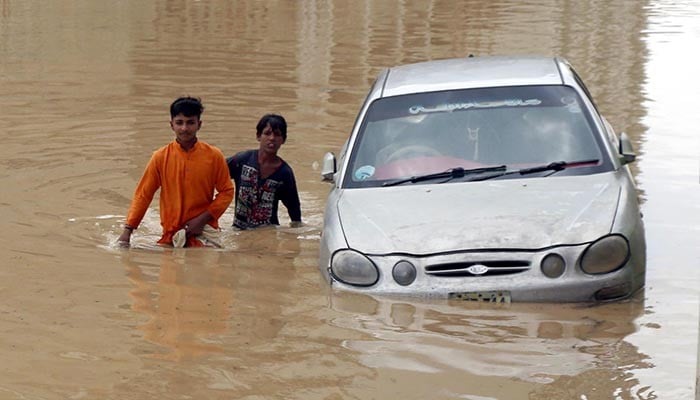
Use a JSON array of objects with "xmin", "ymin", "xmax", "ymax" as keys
[
  {"xmin": 120, "ymin": 228, "xmax": 304, "ymax": 361},
  {"xmin": 329, "ymin": 292, "xmax": 653, "ymax": 397},
  {"xmin": 115, "ymin": 239, "xmax": 327, "ymax": 398},
  {"xmin": 123, "ymin": 249, "xmax": 233, "ymax": 361}
]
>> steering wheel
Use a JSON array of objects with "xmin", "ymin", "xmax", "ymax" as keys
[{"xmin": 384, "ymin": 145, "xmax": 442, "ymax": 164}]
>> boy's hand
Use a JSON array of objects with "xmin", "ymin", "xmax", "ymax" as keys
[
  {"xmin": 117, "ymin": 228, "xmax": 132, "ymax": 247},
  {"xmin": 184, "ymin": 211, "xmax": 213, "ymax": 236}
]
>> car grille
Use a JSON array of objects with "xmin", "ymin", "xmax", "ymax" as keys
[{"xmin": 424, "ymin": 261, "xmax": 530, "ymax": 277}]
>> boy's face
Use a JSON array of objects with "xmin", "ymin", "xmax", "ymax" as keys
[
  {"xmin": 170, "ymin": 113, "xmax": 201, "ymax": 144},
  {"xmin": 257, "ymin": 123, "xmax": 285, "ymax": 155}
]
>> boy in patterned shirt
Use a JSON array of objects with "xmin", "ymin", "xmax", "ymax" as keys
[{"xmin": 227, "ymin": 114, "xmax": 301, "ymax": 229}]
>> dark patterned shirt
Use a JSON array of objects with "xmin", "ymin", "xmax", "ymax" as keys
[{"xmin": 227, "ymin": 150, "xmax": 301, "ymax": 229}]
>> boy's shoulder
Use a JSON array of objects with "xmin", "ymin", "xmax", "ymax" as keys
[
  {"xmin": 196, "ymin": 140, "xmax": 220, "ymax": 151},
  {"xmin": 190, "ymin": 140, "xmax": 229, "ymax": 159},
  {"xmin": 278, "ymin": 159, "xmax": 295, "ymax": 176},
  {"xmin": 231, "ymin": 149, "xmax": 257, "ymax": 162}
]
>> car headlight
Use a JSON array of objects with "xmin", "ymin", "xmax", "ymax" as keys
[
  {"xmin": 392, "ymin": 261, "xmax": 417, "ymax": 286},
  {"xmin": 580, "ymin": 234, "xmax": 630, "ymax": 274},
  {"xmin": 330, "ymin": 249, "xmax": 379, "ymax": 286},
  {"xmin": 541, "ymin": 253, "xmax": 566, "ymax": 278}
]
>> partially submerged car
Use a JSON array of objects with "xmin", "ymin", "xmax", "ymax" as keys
[{"xmin": 319, "ymin": 56, "xmax": 645, "ymax": 303}]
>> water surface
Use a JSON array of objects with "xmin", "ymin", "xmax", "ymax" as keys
[{"xmin": 0, "ymin": 1, "xmax": 698, "ymax": 399}]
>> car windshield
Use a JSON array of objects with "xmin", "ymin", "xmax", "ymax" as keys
[{"xmin": 343, "ymin": 85, "xmax": 611, "ymax": 188}]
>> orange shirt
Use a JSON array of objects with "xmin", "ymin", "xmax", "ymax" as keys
[{"xmin": 126, "ymin": 140, "xmax": 234, "ymax": 245}]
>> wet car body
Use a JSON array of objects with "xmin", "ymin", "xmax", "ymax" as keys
[{"xmin": 319, "ymin": 56, "xmax": 646, "ymax": 303}]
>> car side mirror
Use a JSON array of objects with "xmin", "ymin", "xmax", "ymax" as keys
[
  {"xmin": 618, "ymin": 132, "xmax": 636, "ymax": 165},
  {"xmin": 321, "ymin": 152, "xmax": 337, "ymax": 182}
]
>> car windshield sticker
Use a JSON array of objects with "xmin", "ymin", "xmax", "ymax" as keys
[
  {"xmin": 409, "ymin": 99, "xmax": 542, "ymax": 114},
  {"xmin": 560, "ymin": 96, "xmax": 582, "ymax": 113},
  {"xmin": 354, "ymin": 165, "xmax": 375, "ymax": 180}
]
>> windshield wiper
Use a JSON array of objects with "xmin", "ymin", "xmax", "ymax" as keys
[
  {"xmin": 469, "ymin": 159, "xmax": 600, "ymax": 182},
  {"xmin": 383, "ymin": 165, "xmax": 507, "ymax": 187}
]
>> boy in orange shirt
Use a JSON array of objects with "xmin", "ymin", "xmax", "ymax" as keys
[{"xmin": 118, "ymin": 97, "xmax": 234, "ymax": 247}]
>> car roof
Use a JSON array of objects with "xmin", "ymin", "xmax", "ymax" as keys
[{"xmin": 381, "ymin": 56, "xmax": 566, "ymax": 97}]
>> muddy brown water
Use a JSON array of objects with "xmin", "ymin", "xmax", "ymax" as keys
[{"xmin": 1, "ymin": 1, "xmax": 699, "ymax": 399}]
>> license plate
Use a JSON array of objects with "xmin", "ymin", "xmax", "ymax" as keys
[{"xmin": 449, "ymin": 290, "xmax": 511, "ymax": 303}]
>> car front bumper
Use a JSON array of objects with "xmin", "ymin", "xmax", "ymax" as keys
[{"xmin": 327, "ymin": 245, "xmax": 645, "ymax": 303}]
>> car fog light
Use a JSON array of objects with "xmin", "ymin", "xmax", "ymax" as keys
[
  {"xmin": 392, "ymin": 261, "xmax": 417, "ymax": 286},
  {"xmin": 330, "ymin": 250, "xmax": 379, "ymax": 286},
  {"xmin": 541, "ymin": 253, "xmax": 565, "ymax": 278},
  {"xmin": 580, "ymin": 234, "xmax": 630, "ymax": 274}
]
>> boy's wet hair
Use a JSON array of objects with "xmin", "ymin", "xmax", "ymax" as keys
[
  {"xmin": 170, "ymin": 96, "xmax": 204, "ymax": 119},
  {"xmin": 256, "ymin": 114, "xmax": 287, "ymax": 141}
]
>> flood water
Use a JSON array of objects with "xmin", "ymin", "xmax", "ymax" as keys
[{"xmin": 1, "ymin": 1, "xmax": 699, "ymax": 399}]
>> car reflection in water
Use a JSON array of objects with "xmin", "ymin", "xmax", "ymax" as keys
[{"xmin": 328, "ymin": 291, "xmax": 652, "ymax": 398}]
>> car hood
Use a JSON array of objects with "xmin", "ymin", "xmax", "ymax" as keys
[{"xmin": 337, "ymin": 173, "xmax": 621, "ymax": 254}]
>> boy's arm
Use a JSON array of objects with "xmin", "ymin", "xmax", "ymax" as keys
[
  {"xmin": 118, "ymin": 153, "xmax": 162, "ymax": 245},
  {"xmin": 280, "ymin": 166, "xmax": 302, "ymax": 226},
  {"xmin": 207, "ymin": 152, "xmax": 235, "ymax": 222}
]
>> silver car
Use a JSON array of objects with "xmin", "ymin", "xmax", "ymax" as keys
[{"xmin": 319, "ymin": 56, "xmax": 645, "ymax": 303}]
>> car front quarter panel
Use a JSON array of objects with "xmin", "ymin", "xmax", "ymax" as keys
[
  {"xmin": 318, "ymin": 189, "xmax": 349, "ymax": 283},
  {"xmin": 610, "ymin": 170, "xmax": 647, "ymax": 286}
]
